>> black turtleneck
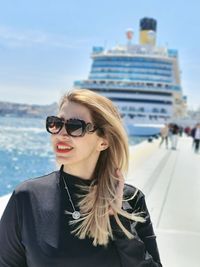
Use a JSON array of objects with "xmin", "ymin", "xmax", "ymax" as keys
[{"xmin": 57, "ymin": 170, "xmax": 121, "ymax": 266}]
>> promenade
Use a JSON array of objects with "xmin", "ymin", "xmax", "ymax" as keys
[
  {"xmin": 0, "ymin": 135, "xmax": 200, "ymax": 266},
  {"xmin": 127, "ymin": 135, "xmax": 200, "ymax": 267}
]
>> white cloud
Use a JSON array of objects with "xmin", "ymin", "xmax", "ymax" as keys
[{"xmin": 0, "ymin": 25, "xmax": 90, "ymax": 49}]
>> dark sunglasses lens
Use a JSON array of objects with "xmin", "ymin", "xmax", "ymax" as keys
[
  {"xmin": 46, "ymin": 117, "xmax": 63, "ymax": 134},
  {"xmin": 67, "ymin": 120, "xmax": 84, "ymax": 137}
]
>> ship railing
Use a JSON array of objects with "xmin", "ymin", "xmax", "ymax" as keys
[{"xmin": 74, "ymin": 81, "xmax": 180, "ymax": 92}]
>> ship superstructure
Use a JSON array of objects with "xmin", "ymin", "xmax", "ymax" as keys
[{"xmin": 74, "ymin": 18, "xmax": 186, "ymax": 136}]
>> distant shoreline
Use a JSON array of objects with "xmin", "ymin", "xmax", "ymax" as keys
[{"xmin": 0, "ymin": 101, "xmax": 58, "ymax": 118}]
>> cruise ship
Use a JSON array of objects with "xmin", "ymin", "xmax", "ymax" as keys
[{"xmin": 74, "ymin": 18, "xmax": 186, "ymax": 136}]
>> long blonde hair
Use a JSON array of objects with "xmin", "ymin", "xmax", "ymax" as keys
[{"xmin": 59, "ymin": 89, "xmax": 144, "ymax": 246}]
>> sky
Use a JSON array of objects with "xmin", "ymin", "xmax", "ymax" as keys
[{"xmin": 0, "ymin": 0, "xmax": 200, "ymax": 109}]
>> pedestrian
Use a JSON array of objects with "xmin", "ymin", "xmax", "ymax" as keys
[
  {"xmin": 170, "ymin": 123, "xmax": 179, "ymax": 150},
  {"xmin": 191, "ymin": 123, "xmax": 200, "ymax": 153},
  {"xmin": 0, "ymin": 89, "xmax": 162, "ymax": 266},
  {"xmin": 184, "ymin": 126, "xmax": 191, "ymax": 136},
  {"xmin": 159, "ymin": 124, "xmax": 169, "ymax": 148}
]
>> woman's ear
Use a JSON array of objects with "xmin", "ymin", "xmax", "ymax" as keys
[{"xmin": 98, "ymin": 138, "xmax": 109, "ymax": 151}]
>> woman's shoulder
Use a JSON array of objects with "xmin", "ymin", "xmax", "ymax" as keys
[
  {"xmin": 123, "ymin": 183, "xmax": 146, "ymax": 211},
  {"xmin": 14, "ymin": 170, "xmax": 60, "ymax": 195},
  {"xmin": 124, "ymin": 183, "xmax": 144, "ymax": 199}
]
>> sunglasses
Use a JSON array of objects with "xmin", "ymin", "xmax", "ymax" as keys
[{"xmin": 46, "ymin": 116, "xmax": 97, "ymax": 137}]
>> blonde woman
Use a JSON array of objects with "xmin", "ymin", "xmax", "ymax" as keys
[{"xmin": 0, "ymin": 89, "xmax": 162, "ymax": 266}]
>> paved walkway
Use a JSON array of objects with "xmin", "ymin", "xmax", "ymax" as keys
[
  {"xmin": 127, "ymin": 135, "xmax": 200, "ymax": 267},
  {"xmin": 0, "ymin": 135, "xmax": 200, "ymax": 266}
]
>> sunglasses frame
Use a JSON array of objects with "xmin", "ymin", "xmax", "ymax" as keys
[{"xmin": 46, "ymin": 116, "xmax": 97, "ymax": 137}]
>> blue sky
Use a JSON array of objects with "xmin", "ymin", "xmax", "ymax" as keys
[{"xmin": 0, "ymin": 0, "xmax": 200, "ymax": 109}]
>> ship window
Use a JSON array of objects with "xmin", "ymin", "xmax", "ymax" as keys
[
  {"xmin": 160, "ymin": 108, "xmax": 167, "ymax": 114},
  {"xmin": 137, "ymin": 114, "xmax": 145, "ymax": 118},
  {"xmin": 129, "ymin": 107, "xmax": 136, "ymax": 111},
  {"xmin": 152, "ymin": 108, "xmax": 159, "ymax": 113},
  {"xmin": 147, "ymin": 83, "xmax": 153, "ymax": 87},
  {"xmin": 121, "ymin": 106, "xmax": 128, "ymax": 111},
  {"xmin": 139, "ymin": 107, "xmax": 145, "ymax": 112},
  {"xmin": 128, "ymin": 114, "xmax": 134, "ymax": 119}
]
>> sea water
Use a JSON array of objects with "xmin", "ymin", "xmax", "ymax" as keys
[{"xmin": 0, "ymin": 116, "xmax": 144, "ymax": 196}]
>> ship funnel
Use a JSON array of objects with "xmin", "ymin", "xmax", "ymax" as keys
[{"xmin": 139, "ymin": 17, "xmax": 157, "ymax": 46}]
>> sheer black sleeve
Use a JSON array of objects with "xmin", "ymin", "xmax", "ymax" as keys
[
  {"xmin": 133, "ymin": 190, "xmax": 162, "ymax": 265},
  {"xmin": 112, "ymin": 185, "xmax": 162, "ymax": 267}
]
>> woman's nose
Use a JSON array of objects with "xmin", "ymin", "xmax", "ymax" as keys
[{"xmin": 58, "ymin": 124, "xmax": 69, "ymax": 136}]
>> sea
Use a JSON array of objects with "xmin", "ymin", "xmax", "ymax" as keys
[{"xmin": 0, "ymin": 116, "xmax": 144, "ymax": 196}]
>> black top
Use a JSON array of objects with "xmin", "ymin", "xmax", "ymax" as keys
[
  {"xmin": 58, "ymin": 171, "xmax": 121, "ymax": 266},
  {"xmin": 0, "ymin": 169, "xmax": 162, "ymax": 267}
]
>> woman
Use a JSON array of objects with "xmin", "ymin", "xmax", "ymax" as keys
[{"xmin": 0, "ymin": 89, "xmax": 162, "ymax": 266}]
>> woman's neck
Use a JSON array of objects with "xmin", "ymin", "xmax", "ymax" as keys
[{"xmin": 63, "ymin": 165, "xmax": 94, "ymax": 180}]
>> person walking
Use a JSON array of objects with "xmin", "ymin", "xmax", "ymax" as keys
[
  {"xmin": 191, "ymin": 123, "xmax": 200, "ymax": 153},
  {"xmin": 0, "ymin": 89, "xmax": 162, "ymax": 266},
  {"xmin": 170, "ymin": 123, "xmax": 179, "ymax": 150},
  {"xmin": 159, "ymin": 124, "xmax": 169, "ymax": 148}
]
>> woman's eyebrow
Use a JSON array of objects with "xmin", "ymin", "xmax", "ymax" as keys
[
  {"xmin": 57, "ymin": 115, "xmax": 84, "ymax": 120},
  {"xmin": 57, "ymin": 114, "xmax": 65, "ymax": 119}
]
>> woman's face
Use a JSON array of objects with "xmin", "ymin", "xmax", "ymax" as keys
[{"xmin": 51, "ymin": 101, "xmax": 106, "ymax": 178}]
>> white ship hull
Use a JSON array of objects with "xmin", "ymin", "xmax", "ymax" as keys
[{"xmin": 125, "ymin": 122, "xmax": 164, "ymax": 136}]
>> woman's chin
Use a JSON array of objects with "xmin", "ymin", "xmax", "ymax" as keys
[{"xmin": 56, "ymin": 156, "xmax": 72, "ymax": 165}]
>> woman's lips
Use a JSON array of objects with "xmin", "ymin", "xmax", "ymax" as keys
[{"xmin": 56, "ymin": 142, "xmax": 73, "ymax": 153}]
